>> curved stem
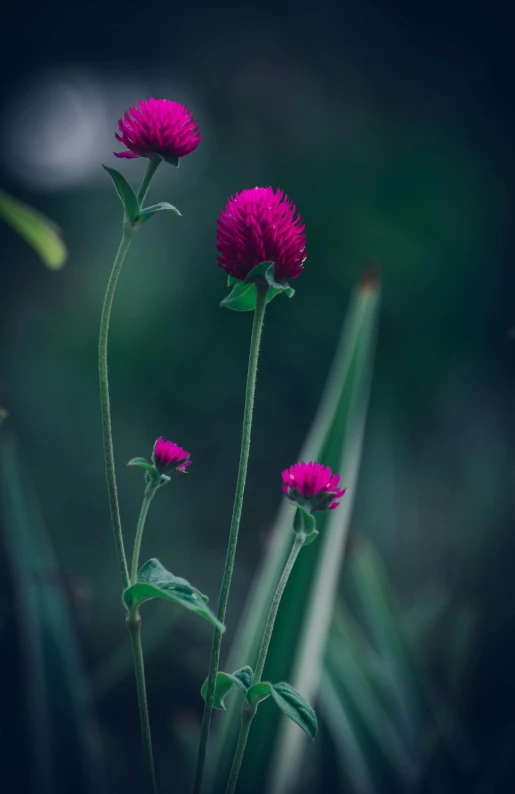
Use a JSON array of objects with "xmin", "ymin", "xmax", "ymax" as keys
[
  {"xmin": 131, "ymin": 483, "xmax": 158, "ymax": 585},
  {"xmin": 98, "ymin": 158, "xmax": 161, "ymax": 590},
  {"xmin": 224, "ymin": 529, "xmax": 306, "ymax": 794},
  {"xmin": 128, "ymin": 610, "xmax": 158, "ymax": 794},
  {"xmin": 98, "ymin": 227, "xmax": 134, "ymax": 589},
  {"xmin": 253, "ymin": 531, "xmax": 305, "ymax": 683},
  {"xmin": 193, "ymin": 282, "xmax": 269, "ymax": 794}
]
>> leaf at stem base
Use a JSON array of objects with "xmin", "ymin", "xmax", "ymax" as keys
[
  {"xmin": 200, "ymin": 666, "xmax": 254, "ymax": 710},
  {"xmin": 123, "ymin": 558, "xmax": 225, "ymax": 632}
]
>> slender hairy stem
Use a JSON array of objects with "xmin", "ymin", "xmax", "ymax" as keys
[
  {"xmin": 224, "ymin": 708, "xmax": 254, "ymax": 794},
  {"xmin": 131, "ymin": 483, "xmax": 158, "ymax": 585},
  {"xmin": 99, "ymin": 158, "xmax": 161, "ymax": 588},
  {"xmin": 99, "ymin": 158, "xmax": 161, "ymax": 790},
  {"xmin": 98, "ymin": 226, "xmax": 134, "ymax": 589},
  {"xmin": 224, "ymin": 530, "xmax": 306, "ymax": 794},
  {"xmin": 253, "ymin": 531, "xmax": 305, "ymax": 683},
  {"xmin": 128, "ymin": 610, "xmax": 157, "ymax": 794},
  {"xmin": 193, "ymin": 283, "xmax": 269, "ymax": 794}
]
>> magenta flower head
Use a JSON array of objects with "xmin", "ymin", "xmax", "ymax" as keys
[
  {"xmin": 282, "ymin": 461, "xmax": 346, "ymax": 513},
  {"xmin": 217, "ymin": 187, "xmax": 306, "ymax": 283},
  {"xmin": 152, "ymin": 437, "xmax": 191, "ymax": 473},
  {"xmin": 114, "ymin": 98, "xmax": 201, "ymax": 164}
]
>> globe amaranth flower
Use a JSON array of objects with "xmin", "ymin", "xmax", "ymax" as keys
[
  {"xmin": 114, "ymin": 98, "xmax": 201, "ymax": 161},
  {"xmin": 152, "ymin": 437, "xmax": 191, "ymax": 473},
  {"xmin": 217, "ymin": 187, "xmax": 306, "ymax": 282},
  {"xmin": 282, "ymin": 461, "xmax": 345, "ymax": 512}
]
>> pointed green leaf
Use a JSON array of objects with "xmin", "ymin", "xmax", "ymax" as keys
[
  {"xmin": 0, "ymin": 190, "xmax": 67, "ymax": 270},
  {"xmin": 127, "ymin": 457, "xmax": 160, "ymax": 483},
  {"xmin": 160, "ymin": 154, "xmax": 180, "ymax": 167},
  {"xmin": 138, "ymin": 202, "xmax": 182, "ymax": 223},
  {"xmin": 293, "ymin": 506, "xmax": 316, "ymax": 535},
  {"xmin": 302, "ymin": 529, "xmax": 319, "ymax": 547},
  {"xmin": 220, "ymin": 282, "xmax": 284, "ymax": 312},
  {"xmin": 102, "ymin": 165, "xmax": 140, "ymax": 222},
  {"xmin": 123, "ymin": 558, "xmax": 225, "ymax": 632},
  {"xmin": 244, "ymin": 261, "xmax": 275, "ymax": 283},
  {"xmin": 247, "ymin": 681, "xmax": 272, "ymax": 705},
  {"xmin": 264, "ymin": 263, "xmax": 295, "ymax": 297},
  {"xmin": 270, "ymin": 682, "xmax": 318, "ymax": 739},
  {"xmin": 200, "ymin": 666, "xmax": 254, "ymax": 710}
]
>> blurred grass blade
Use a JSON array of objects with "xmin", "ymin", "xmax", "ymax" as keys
[
  {"xmin": 319, "ymin": 672, "xmax": 377, "ymax": 794},
  {"xmin": 346, "ymin": 536, "xmax": 427, "ymax": 751},
  {"xmin": 345, "ymin": 536, "xmax": 475, "ymax": 774},
  {"xmin": 0, "ymin": 189, "xmax": 67, "ymax": 269},
  {"xmin": 323, "ymin": 602, "xmax": 417, "ymax": 792},
  {"xmin": 211, "ymin": 275, "xmax": 380, "ymax": 794},
  {"xmin": 0, "ymin": 435, "xmax": 105, "ymax": 794}
]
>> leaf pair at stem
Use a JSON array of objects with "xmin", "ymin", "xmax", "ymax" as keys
[
  {"xmin": 201, "ymin": 666, "xmax": 317, "ymax": 740},
  {"xmin": 103, "ymin": 164, "xmax": 181, "ymax": 229}
]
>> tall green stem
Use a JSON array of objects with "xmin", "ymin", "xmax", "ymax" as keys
[
  {"xmin": 98, "ymin": 157, "xmax": 160, "ymax": 588},
  {"xmin": 128, "ymin": 609, "xmax": 157, "ymax": 794},
  {"xmin": 98, "ymin": 226, "xmax": 134, "ymax": 589},
  {"xmin": 253, "ymin": 531, "xmax": 305, "ymax": 684},
  {"xmin": 225, "ymin": 530, "xmax": 306, "ymax": 794},
  {"xmin": 131, "ymin": 483, "xmax": 158, "ymax": 585},
  {"xmin": 99, "ymin": 157, "xmax": 161, "ymax": 791},
  {"xmin": 193, "ymin": 283, "xmax": 269, "ymax": 794}
]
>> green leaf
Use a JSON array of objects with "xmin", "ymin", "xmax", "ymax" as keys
[
  {"xmin": 160, "ymin": 154, "xmax": 180, "ymax": 167},
  {"xmin": 244, "ymin": 261, "xmax": 275, "ymax": 283},
  {"xmin": 200, "ymin": 666, "xmax": 254, "ymax": 710},
  {"xmin": 212, "ymin": 275, "xmax": 380, "ymax": 793},
  {"xmin": 247, "ymin": 681, "xmax": 272, "ymax": 706},
  {"xmin": 270, "ymin": 682, "xmax": 318, "ymax": 739},
  {"xmin": 220, "ymin": 282, "xmax": 284, "ymax": 312},
  {"xmin": 293, "ymin": 506, "xmax": 316, "ymax": 535},
  {"xmin": 127, "ymin": 457, "xmax": 160, "ymax": 483},
  {"xmin": 0, "ymin": 190, "xmax": 67, "ymax": 270},
  {"xmin": 221, "ymin": 261, "xmax": 294, "ymax": 310},
  {"xmin": 123, "ymin": 558, "xmax": 225, "ymax": 632},
  {"xmin": 102, "ymin": 165, "xmax": 140, "ymax": 222},
  {"xmin": 139, "ymin": 202, "xmax": 182, "ymax": 223}
]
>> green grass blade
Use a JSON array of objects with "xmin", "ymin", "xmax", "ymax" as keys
[
  {"xmin": 323, "ymin": 603, "xmax": 417, "ymax": 791},
  {"xmin": 0, "ymin": 190, "xmax": 67, "ymax": 270},
  {"xmin": 345, "ymin": 536, "xmax": 475, "ymax": 776},
  {"xmin": 0, "ymin": 435, "xmax": 105, "ymax": 793},
  {"xmin": 211, "ymin": 276, "xmax": 380, "ymax": 793}
]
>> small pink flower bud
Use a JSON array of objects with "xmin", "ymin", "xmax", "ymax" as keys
[
  {"xmin": 282, "ymin": 461, "xmax": 345, "ymax": 512},
  {"xmin": 152, "ymin": 437, "xmax": 191, "ymax": 473}
]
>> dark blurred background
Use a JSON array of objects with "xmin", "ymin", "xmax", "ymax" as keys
[{"xmin": 1, "ymin": 0, "xmax": 515, "ymax": 792}]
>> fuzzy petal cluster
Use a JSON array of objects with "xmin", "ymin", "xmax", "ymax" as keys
[
  {"xmin": 114, "ymin": 98, "xmax": 201, "ymax": 160},
  {"xmin": 153, "ymin": 437, "xmax": 191, "ymax": 473},
  {"xmin": 217, "ymin": 187, "xmax": 306, "ymax": 282},
  {"xmin": 282, "ymin": 461, "xmax": 345, "ymax": 512}
]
